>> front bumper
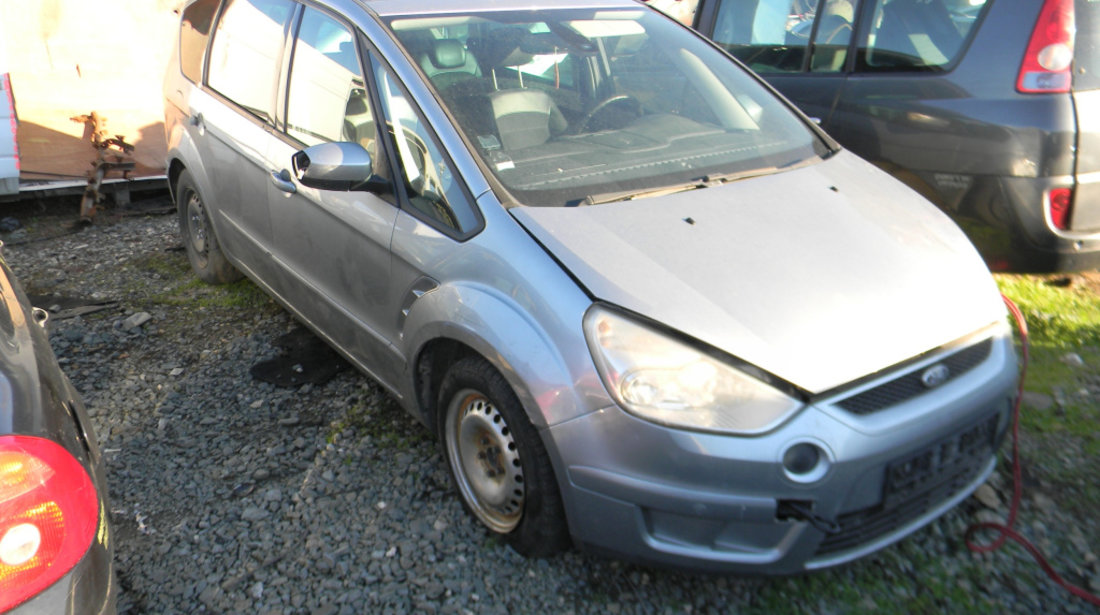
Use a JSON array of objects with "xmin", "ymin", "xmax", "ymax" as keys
[{"xmin": 546, "ymin": 331, "xmax": 1017, "ymax": 573}]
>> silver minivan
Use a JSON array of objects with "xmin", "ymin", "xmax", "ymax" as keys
[{"xmin": 164, "ymin": 0, "xmax": 1018, "ymax": 573}]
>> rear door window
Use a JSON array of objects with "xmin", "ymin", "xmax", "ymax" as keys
[
  {"xmin": 207, "ymin": 0, "xmax": 296, "ymax": 123},
  {"xmin": 858, "ymin": 0, "xmax": 989, "ymax": 72}
]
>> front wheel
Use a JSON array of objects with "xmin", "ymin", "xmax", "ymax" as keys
[
  {"xmin": 176, "ymin": 170, "xmax": 241, "ymax": 285},
  {"xmin": 438, "ymin": 357, "xmax": 570, "ymax": 557}
]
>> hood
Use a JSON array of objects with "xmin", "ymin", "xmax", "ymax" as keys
[{"xmin": 511, "ymin": 152, "xmax": 1004, "ymax": 394}]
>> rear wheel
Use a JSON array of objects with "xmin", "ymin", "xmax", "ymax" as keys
[
  {"xmin": 176, "ymin": 170, "xmax": 241, "ymax": 284},
  {"xmin": 438, "ymin": 357, "xmax": 570, "ymax": 556}
]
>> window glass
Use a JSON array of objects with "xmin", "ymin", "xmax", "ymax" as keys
[
  {"xmin": 371, "ymin": 57, "xmax": 480, "ymax": 235},
  {"xmin": 180, "ymin": 0, "xmax": 220, "ymax": 83},
  {"xmin": 1077, "ymin": 0, "xmax": 1099, "ymax": 91},
  {"xmin": 710, "ymin": 0, "xmax": 818, "ymax": 73},
  {"xmin": 809, "ymin": 0, "xmax": 853, "ymax": 72},
  {"xmin": 860, "ymin": 0, "xmax": 988, "ymax": 71},
  {"xmin": 286, "ymin": 8, "xmax": 372, "ymax": 147},
  {"xmin": 387, "ymin": 9, "xmax": 826, "ymax": 207},
  {"xmin": 207, "ymin": 0, "xmax": 295, "ymax": 122}
]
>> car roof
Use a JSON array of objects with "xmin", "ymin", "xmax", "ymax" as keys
[{"xmin": 357, "ymin": 0, "xmax": 644, "ymax": 18}]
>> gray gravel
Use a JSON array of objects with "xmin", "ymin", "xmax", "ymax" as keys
[{"xmin": 3, "ymin": 203, "xmax": 1098, "ymax": 614}]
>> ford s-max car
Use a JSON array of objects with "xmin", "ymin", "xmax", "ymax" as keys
[
  {"xmin": 0, "ymin": 251, "xmax": 115, "ymax": 613},
  {"xmin": 164, "ymin": 0, "xmax": 1018, "ymax": 572}
]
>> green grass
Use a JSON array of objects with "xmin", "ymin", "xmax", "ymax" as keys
[
  {"xmin": 168, "ymin": 277, "xmax": 273, "ymax": 310},
  {"xmin": 326, "ymin": 398, "xmax": 429, "ymax": 449},
  {"xmin": 994, "ymin": 275, "xmax": 1100, "ymax": 454},
  {"xmin": 125, "ymin": 251, "xmax": 272, "ymax": 311}
]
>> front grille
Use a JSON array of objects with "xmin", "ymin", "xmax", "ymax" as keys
[
  {"xmin": 836, "ymin": 339, "xmax": 993, "ymax": 416},
  {"xmin": 815, "ymin": 413, "xmax": 998, "ymax": 556}
]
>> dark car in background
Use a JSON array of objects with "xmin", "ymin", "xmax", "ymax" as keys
[
  {"xmin": 693, "ymin": 0, "xmax": 1100, "ymax": 272},
  {"xmin": 0, "ymin": 252, "xmax": 115, "ymax": 613}
]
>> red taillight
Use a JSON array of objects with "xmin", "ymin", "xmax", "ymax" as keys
[
  {"xmin": 0, "ymin": 436, "xmax": 98, "ymax": 612},
  {"xmin": 1049, "ymin": 187, "xmax": 1074, "ymax": 230},
  {"xmin": 1017, "ymin": 0, "xmax": 1076, "ymax": 93}
]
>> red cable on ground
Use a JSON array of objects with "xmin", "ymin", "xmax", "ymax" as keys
[{"xmin": 963, "ymin": 294, "xmax": 1100, "ymax": 607}]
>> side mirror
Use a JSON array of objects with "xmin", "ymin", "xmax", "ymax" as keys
[{"xmin": 291, "ymin": 142, "xmax": 373, "ymax": 191}]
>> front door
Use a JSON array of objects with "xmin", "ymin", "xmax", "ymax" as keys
[{"xmin": 264, "ymin": 6, "xmax": 403, "ymax": 384}]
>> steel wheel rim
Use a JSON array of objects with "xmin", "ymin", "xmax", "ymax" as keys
[
  {"xmin": 185, "ymin": 191, "xmax": 209, "ymax": 260},
  {"xmin": 445, "ymin": 389, "xmax": 525, "ymax": 533}
]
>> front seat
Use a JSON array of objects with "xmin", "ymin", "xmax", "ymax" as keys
[
  {"xmin": 488, "ymin": 89, "xmax": 568, "ymax": 150},
  {"xmin": 418, "ymin": 39, "xmax": 480, "ymax": 90}
]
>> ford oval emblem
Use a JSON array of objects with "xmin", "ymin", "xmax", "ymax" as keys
[{"xmin": 920, "ymin": 364, "xmax": 951, "ymax": 389}]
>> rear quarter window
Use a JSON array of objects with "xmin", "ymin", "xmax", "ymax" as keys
[
  {"xmin": 180, "ymin": 0, "xmax": 221, "ymax": 83},
  {"xmin": 857, "ymin": 0, "xmax": 990, "ymax": 72},
  {"xmin": 1078, "ymin": 0, "xmax": 1100, "ymax": 90}
]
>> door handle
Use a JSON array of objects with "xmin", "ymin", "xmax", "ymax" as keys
[
  {"xmin": 190, "ymin": 112, "xmax": 205, "ymax": 136},
  {"xmin": 270, "ymin": 169, "xmax": 297, "ymax": 194}
]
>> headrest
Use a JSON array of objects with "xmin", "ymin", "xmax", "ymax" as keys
[
  {"xmin": 346, "ymin": 95, "xmax": 369, "ymax": 115},
  {"xmin": 430, "ymin": 39, "xmax": 466, "ymax": 69}
]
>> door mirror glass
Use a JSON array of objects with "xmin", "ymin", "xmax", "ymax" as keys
[{"xmin": 292, "ymin": 142, "xmax": 373, "ymax": 191}]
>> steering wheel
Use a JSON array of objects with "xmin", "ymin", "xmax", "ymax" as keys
[{"xmin": 574, "ymin": 94, "xmax": 642, "ymax": 133}]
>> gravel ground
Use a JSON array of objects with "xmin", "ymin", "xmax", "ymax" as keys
[{"xmin": 2, "ymin": 200, "xmax": 1098, "ymax": 614}]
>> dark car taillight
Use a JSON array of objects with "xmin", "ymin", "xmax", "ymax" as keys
[
  {"xmin": 1017, "ymin": 0, "xmax": 1076, "ymax": 93},
  {"xmin": 1049, "ymin": 187, "xmax": 1074, "ymax": 230},
  {"xmin": 0, "ymin": 435, "xmax": 99, "ymax": 612}
]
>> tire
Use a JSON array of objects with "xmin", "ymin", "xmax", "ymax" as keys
[
  {"xmin": 176, "ymin": 170, "xmax": 241, "ymax": 285},
  {"xmin": 438, "ymin": 356, "xmax": 570, "ymax": 557}
]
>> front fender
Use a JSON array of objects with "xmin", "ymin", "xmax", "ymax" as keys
[{"xmin": 402, "ymin": 280, "xmax": 607, "ymax": 429}]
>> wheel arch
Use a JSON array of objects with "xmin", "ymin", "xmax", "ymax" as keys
[
  {"xmin": 167, "ymin": 158, "xmax": 187, "ymax": 203},
  {"xmin": 404, "ymin": 281, "xmax": 600, "ymax": 435}
]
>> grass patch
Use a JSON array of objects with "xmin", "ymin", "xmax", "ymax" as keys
[
  {"xmin": 154, "ymin": 276, "xmax": 273, "ymax": 311},
  {"xmin": 134, "ymin": 251, "xmax": 191, "ymax": 279},
  {"xmin": 994, "ymin": 275, "xmax": 1100, "ymax": 453},
  {"xmin": 327, "ymin": 398, "xmax": 429, "ymax": 449},
  {"xmin": 741, "ymin": 542, "xmax": 998, "ymax": 614}
]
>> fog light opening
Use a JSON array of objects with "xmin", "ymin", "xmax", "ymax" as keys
[{"xmin": 782, "ymin": 442, "xmax": 830, "ymax": 483}]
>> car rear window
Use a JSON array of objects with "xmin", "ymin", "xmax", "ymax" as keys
[{"xmin": 1078, "ymin": 0, "xmax": 1100, "ymax": 91}]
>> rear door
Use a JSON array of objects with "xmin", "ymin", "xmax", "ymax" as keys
[
  {"xmin": 1071, "ymin": 0, "xmax": 1100, "ymax": 230},
  {"xmin": 194, "ymin": 0, "xmax": 296, "ymax": 279}
]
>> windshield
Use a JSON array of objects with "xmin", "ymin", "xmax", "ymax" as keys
[{"xmin": 387, "ymin": 9, "xmax": 828, "ymax": 207}]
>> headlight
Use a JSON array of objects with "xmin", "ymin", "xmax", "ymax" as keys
[{"xmin": 583, "ymin": 305, "xmax": 802, "ymax": 435}]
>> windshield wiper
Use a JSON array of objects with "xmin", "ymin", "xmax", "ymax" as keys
[
  {"xmin": 581, "ymin": 167, "xmax": 780, "ymax": 206},
  {"xmin": 580, "ymin": 155, "xmax": 823, "ymax": 206}
]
